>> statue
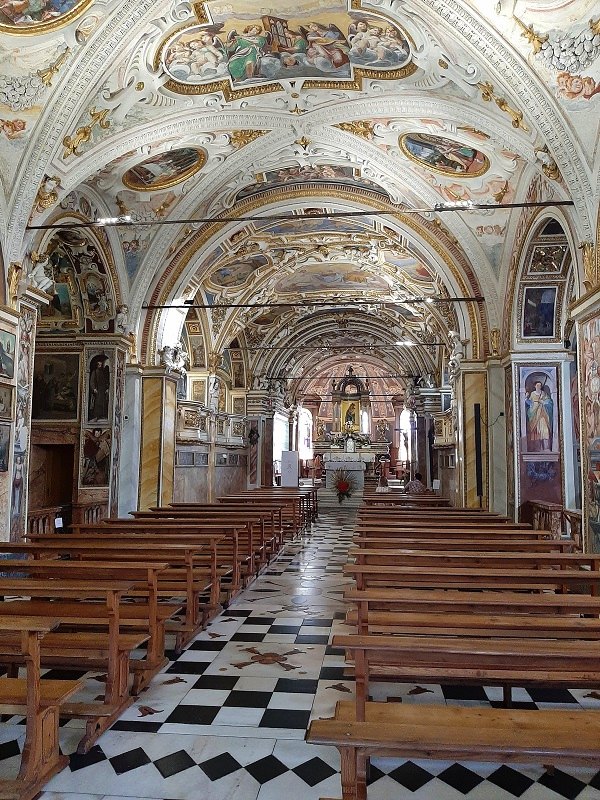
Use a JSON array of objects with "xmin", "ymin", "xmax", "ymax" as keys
[
  {"xmin": 447, "ymin": 331, "xmax": 466, "ymax": 385},
  {"xmin": 208, "ymin": 375, "xmax": 220, "ymax": 411},
  {"xmin": 159, "ymin": 340, "xmax": 189, "ymax": 375},
  {"xmin": 115, "ymin": 304, "xmax": 132, "ymax": 335}
]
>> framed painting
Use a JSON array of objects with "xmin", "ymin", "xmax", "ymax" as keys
[
  {"xmin": 192, "ymin": 379, "xmax": 206, "ymax": 403},
  {"xmin": 0, "ymin": 330, "xmax": 16, "ymax": 380},
  {"xmin": 81, "ymin": 427, "xmax": 111, "ymax": 487},
  {"xmin": 517, "ymin": 365, "xmax": 562, "ymax": 507},
  {"xmin": 85, "ymin": 350, "xmax": 112, "ymax": 424},
  {"xmin": 520, "ymin": 285, "xmax": 560, "ymax": 340},
  {"xmin": 31, "ymin": 353, "xmax": 80, "ymax": 421},
  {"xmin": 0, "ymin": 422, "xmax": 9, "ymax": 472},
  {"xmin": 189, "ymin": 336, "xmax": 205, "ymax": 368},
  {"xmin": 0, "ymin": 384, "xmax": 13, "ymax": 419},
  {"xmin": 40, "ymin": 277, "xmax": 80, "ymax": 326}
]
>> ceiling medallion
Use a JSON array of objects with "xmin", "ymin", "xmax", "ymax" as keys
[
  {"xmin": 399, "ymin": 133, "xmax": 490, "ymax": 178},
  {"xmin": 0, "ymin": 0, "xmax": 93, "ymax": 35},
  {"xmin": 156, "ymin": 1, "xmax": 416, "ymax": 99},
  {"xmin": 122, "ymin": 148, "xmax": 206, "ymax": 192}
]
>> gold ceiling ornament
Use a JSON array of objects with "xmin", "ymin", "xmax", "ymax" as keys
[
  {"xmin": 230, "ymin": 130, "xmax": 268, "ymax": 149},
  {"xmin": 192, "ymin": 2, "xmax": 209, "ymax": 23},
  {"xmin": 33, "ymin": 175, "xmax": 61, "ymax": 214},
  {"xmin": 62, "ymin": 107, "xmax": 110, "ymax": 159},
  {"xmin": 512, "ymin": 16, "xmax": 548, "ymax": 54},
  {"xmin": 535, "ymin": 144, "xmax": 561, "ymax": 182},
  {"xmin": 295, "ymin": 136, "xmax": 311, "ymax": 150},
  {"xmin": 590, "ymin": 18, "xmax": 600, "ymax": 35},
  {"xmin": 153, "ymin": 195, "xmax": 176, "ymax": 217},
  {"xmin": 490, "ymin": 328, "xmax": 500, "ymax": 356},
  {"xmin": 37, "ymin": 47, "xmax": 70, "ymax": 87},
  {"xmin": 477, "ymin": 81, "xmax": 529, "ymax": 131},
  {"xmin": 492, "ymin": 180, "xmax": 510, "ymax": 203},
  {"xmin": 7, "ymin": 262, "xmax": 23, "ymax": 309},
  {"xmin": 579, "ymin": 241, "xmax": 598, "ymax": 290},
  {"xmin": 115, "ymin": 195, "xmax": 130, "ymax": 217},
  {"xmin": 335, "ymin": 121, "xmax": 375, "ymax": 140}
]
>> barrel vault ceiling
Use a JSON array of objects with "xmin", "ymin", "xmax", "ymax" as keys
[{"xmin": 2, "ymin": 0, "xmax": 598, "ymax": 396}]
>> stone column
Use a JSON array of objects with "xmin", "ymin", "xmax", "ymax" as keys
[
  {"xmin": 138, "ymin": 367, "xmax": 178, "ymax": 510},
  {"xmin": 118, "ymin": 364, "xmax": 143, "ymax": 516},
  {"xmin": 261, "ymin": 415, "xmax": 274, "ymax": 487},
  {"xmin": 6, "ymin": 288, "xmax": 47, "ymax": 541}
]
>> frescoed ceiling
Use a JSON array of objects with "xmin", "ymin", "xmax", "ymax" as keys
[{"xmin": 1, "ymin": 0, "xmax": 598, "ymax": 402}]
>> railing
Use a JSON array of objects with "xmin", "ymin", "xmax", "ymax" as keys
[
  {"xmin": 72, "ymin": 501, "xmax": 108, "ymax": 526},
  {"xmin": 521, "ymin": 501, "xmax": 583, "ymax": 551},
  {"xmin": 27, "ymin": 506, "xmax": 62, "ymax": 536}
]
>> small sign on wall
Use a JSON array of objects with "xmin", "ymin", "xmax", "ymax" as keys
[{"xmin": 281, "ymin": 451, "xmax": 299, "ymax": 487}]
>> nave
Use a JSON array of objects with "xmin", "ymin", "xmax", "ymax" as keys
[{"xmin": 6, "ymin": 508, "xmax": 600, "ymax": 800}]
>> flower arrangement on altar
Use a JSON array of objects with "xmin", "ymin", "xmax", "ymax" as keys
[{"xmin": 333, "ymin": 468, "xmax": 356, "ymax": 504}]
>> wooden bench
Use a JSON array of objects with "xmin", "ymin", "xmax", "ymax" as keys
[
  {"xmin": 307, "ymin": 702, "xmax": 600, "ymax": 800},
  {"xmin": 0, "ymin": 578, "xmax": 137, "ymax": 753},
  {"xmin": 69, "ymin": 521, "xmax": 245, "ymax": 601},
  {"xmin": 333, "ymin": 633, "xmax": 600, "ymax": 715},
  {"xmin": 344, "ymin": 563, "xmax": 600, "ymax": 593},
  {"xmin": 344, "ymin": 586, "xmax": 600, "ymax": 616},
  {"xmin": 130, "ymin": 506, "xmax": 283, "ymax": 574},
  {"xmin": 0, "ymin": 553, "xmax": 174, "ymax": 690},
  {"xmin": 0, "ymin": 616, "xmax": 85, "ymax": 800},
  {"xmin": 21, "ymin": 535, "xmax": 225, "ymax": 646},
  {"xmin": 349, "ymin": 548, "xmax": 600, "ymax": 571},
  {"xmin": 353, "ymin": 536, "xmax": 574, "ymax": 552}
]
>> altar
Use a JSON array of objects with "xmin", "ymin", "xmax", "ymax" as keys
[{"xmin": 323, "ymin": 451, "xmax": 375, "ymax": 490}]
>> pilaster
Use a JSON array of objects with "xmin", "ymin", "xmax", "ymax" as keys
[{"xmin": 138, "ymin": 367, "xmax": 178, "ymax": 510}]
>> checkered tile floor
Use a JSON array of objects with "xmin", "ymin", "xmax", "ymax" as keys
[{"xmin": 2, "ymin": 508, "xmax": 600, "ymax": 799}]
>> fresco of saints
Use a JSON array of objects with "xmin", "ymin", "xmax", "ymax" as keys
[{"xmin": 525, "ymin": 380, "xmax": 553, "ymax": 452}]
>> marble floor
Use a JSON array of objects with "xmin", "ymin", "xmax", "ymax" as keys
[{"xmin": 3, "ymin": 508, "xmax": 600, "ymax": 799}]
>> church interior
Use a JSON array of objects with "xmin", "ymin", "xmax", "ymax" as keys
[{"xmin": 1, "ymin": 0, "xmax": 600, "ymax": 798}]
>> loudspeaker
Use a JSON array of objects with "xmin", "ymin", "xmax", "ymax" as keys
[{"xmin": 474, "ymin": 403, "xmax": 483, "ymax": 505}]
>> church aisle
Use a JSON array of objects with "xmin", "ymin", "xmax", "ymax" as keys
[{"xmin": 28, "ymin": 509, "xmax": 600, "ymax": 800}]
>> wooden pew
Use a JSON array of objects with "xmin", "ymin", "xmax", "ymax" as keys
[
  {"xmin": 0, "ymin": 553, "xmax": 173, "ymax": 690},
  {"xmin": 333, "ymin": 633, "xmax": 600, "ymax": 717},
  {"xmin": 307, "ymin": 703, "xmax": 600, "ymax": 800},
  {"xmin": 14, "ymin": 537, "xmax": 222, "ymax": 650},
  {"xmin": 69, "ymin": 520, "xmax": 245, "ymax": 600},
  {"xmin": 0, "ymin": 578, "xmax": 137, "ymax": 753},
  {"xmin": 362, "ymin": 494, "xmax": 450, "ymax": 507},
  {"xmin": 353, "ymin": 536, "xmax": 574, "ymax": 552},
  {"xmin": 0, "ymin": 617, "xmax": 84, "ymax": 800},
  {"xmin": 129, "ymin": 506, "xmax": 283, "ymax": 573},
  {"xmin": 344, "ymin": 586, "xmax": 600, "ymax": 617},
  {"xmin": 218, "ymin": 493, "xmax": 305, "ymax": 539},
  {"xmin": 349, "ymin": 548, "xmax": 600, "ymax": 571},
  {"xmin": 353, "ymin": 525, "xmax": 548, "ymax": 540},
  {"xmin": 344, "ymin": 563, "xmax": 600, "ymax": 593}
]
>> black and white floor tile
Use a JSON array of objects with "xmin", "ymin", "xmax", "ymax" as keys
[{"xmin": 2, "ymin": 508, "xmax": 600, "ymax": 798}]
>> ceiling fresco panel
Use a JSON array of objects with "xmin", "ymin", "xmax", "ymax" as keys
[
  {"xmin": 0, "ymin": 0, "xmax": 92, "ymax": 34},
  {"xmin": 158, "ymin": 0, "xmax": 416, "ymax": 96}
]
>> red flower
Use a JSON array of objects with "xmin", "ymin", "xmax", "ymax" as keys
[{"xmin": 337, "ymin": 480, "xmax": 350, "ymax": 493}]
